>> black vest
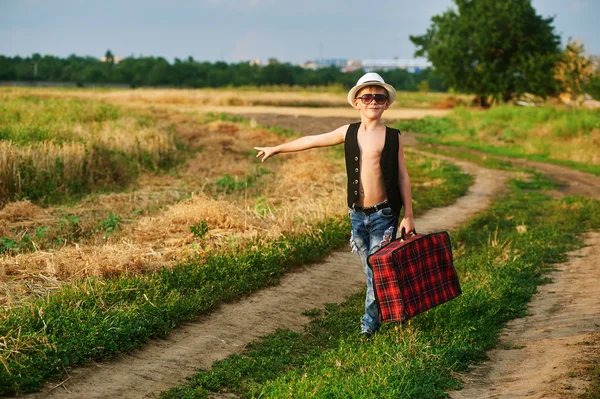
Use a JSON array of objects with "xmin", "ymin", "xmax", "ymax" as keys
[{"xmin": 344, "ymin": 122, "xmax": 403, "ymax": 216}]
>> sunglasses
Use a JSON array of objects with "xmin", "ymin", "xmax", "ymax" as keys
[{"xmin": 356, "ymin": 93, "xmax": 388, "ymax": 105}]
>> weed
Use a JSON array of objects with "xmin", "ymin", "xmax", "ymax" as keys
[
  {"xmin": 57, "ymin": 211, "xmax": 82, "ymax": 240},
  {"xmin": 214, "ymin": 168, "xmax": 271, "ymax": 194},
  {"xmin": 0, "ymin": 237, "xmax": 18, "ymax": 253},
  {"xmin": 581, "ymin": 363, "xmax": 600, "ymax": 399},
  {"xmin": 204, "ymin": 112, "xmax": 247, "ymax": 124},
  {"xmin": 0, "ymin": 226, "xmax": 49, "ymax": 254},
  {"xmin": 254, "ymin": 195, "xmax": 275, "ymax": 217},
  {"xmin": 190, "ymin": 221, "xmax": 209, "ymax": 239},
  {"xmin": 267, "ymin": 125, "xmax": 296, "ymax": 138},
  {"xmin": 98, "ymin": 212, "xmax": 122, "ymax": 235}
]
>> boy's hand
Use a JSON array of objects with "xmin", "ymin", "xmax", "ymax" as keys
[
  {"xmin": 399, "ymin": 216, "xmax": 415, "ymax": 236},
  {"xmin": 254, "ymin": 147, "xmax": 275, "ymax": 162}
]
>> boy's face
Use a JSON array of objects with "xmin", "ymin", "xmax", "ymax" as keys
[{"xmin": 352, "ymin": 85, "xmax": 390, "ymax": 117}]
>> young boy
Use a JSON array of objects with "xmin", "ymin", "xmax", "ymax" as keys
[{"xmin": 254, "ymin": 72, "xmax": 415, "ymax": 337}]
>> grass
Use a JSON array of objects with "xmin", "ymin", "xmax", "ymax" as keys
[
  {"xmin": 0, "ymin": 102, "xmax": 472, "ymax": 394},
  {"xmin": 408, "ymin": 156, "xmax": 473, "ymax": 211},
  {"xmin": 0, "ymin": 107, "xmax": 295, "ymax": 267},
  {"xmin": 159, "ymin": 171, "xmax": 600, "ymax": 399},
  {"xmin": 394, "ymin": 105, "xmax": 600, "ymax": 176},
  {"xmin": 0, "ymin": 94, "xmax": 189, "ymax": 205},
  {"xmin": 0, "ymin": 218, "xmax": 349, "ymax": 395},
  {"xmin": 3, "ymin": 88, "xmax": 598, "ymax": 397},
  {"xmin": 0, "ymin": 151, "xmax": 470, "ymax": 394},
  {"xmin": 582, "ymin": 362, "xmax": 600, "ymax": 399}
]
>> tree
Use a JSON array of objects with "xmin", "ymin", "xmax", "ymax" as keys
[
  {"xmin": 0, "ymin": 56, "xmax": 17, "ymax": 80},
  {"xmin": 105, "ymin": 50, "xmax": 115, "ymax": 65},
  {"xmin": 554, "ymin": 39, "xmax": 595, "ymax": 104},
  {"xmin": 147, "ymin": 57, "xmax": 171, "ymax": 86},
  {"xmin": 410, "ymin": 0, "xmax": 561, "ymax": 106}
]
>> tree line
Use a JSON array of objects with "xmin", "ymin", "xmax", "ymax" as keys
[
  {"xmin": 0, "ymin": 53, "xmax": 446, "ymax": 92},
  {"xmin": 2, "ymin": 0, "xmax": 598, "ymax": 104}
]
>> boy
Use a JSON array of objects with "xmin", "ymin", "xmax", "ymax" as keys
[{"xmin": 254, "ymin": 72, "xmax": 414, "ymax": 337}]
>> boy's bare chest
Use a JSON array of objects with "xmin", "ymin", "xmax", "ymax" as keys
[{"xmin": 357, "ymin": 132, "xmax": 386, "ymax": 161}]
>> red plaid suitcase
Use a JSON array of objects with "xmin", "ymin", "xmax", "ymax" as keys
[{"xmin": 367, "ymin": 231, "xmax": 461, "ymax": 323}]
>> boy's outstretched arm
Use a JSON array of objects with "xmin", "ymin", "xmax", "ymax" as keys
[{"xmin": 255, "ymin": 125, "xmax": 348, "ymax": 162}]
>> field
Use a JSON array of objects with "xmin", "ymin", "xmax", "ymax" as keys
[
  {"xmin": 0, "ymin": 87, "xmax": 599, "ymax": 398},
  {"xmin": 396, "ymin": 105, "xmax": 600, "ymax": 174}
]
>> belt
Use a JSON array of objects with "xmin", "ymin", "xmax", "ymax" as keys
[{"xmin": 352, "ymin": 201, "xmax": 390, "ymax": 216}]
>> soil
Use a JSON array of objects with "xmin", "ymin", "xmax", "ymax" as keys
[{"xmin": 23, "ymin": 113, "xmax": 600, "ymax": 398}]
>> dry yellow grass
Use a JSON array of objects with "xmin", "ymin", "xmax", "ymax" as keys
[
  {"xmin": 0, "ymin": 94, "xmax": 185, "ymax": 204},
  {"xmin": 0, "ymin": 86, "xmax": 461, "ymax": 113},
  {"xmin": 1, "ymin": 87, "xmax": 348, "ymax": 107},
  {"xmin": 0, "ymin": 97, "xmax": 348, "ymax": 309},
  {"xmin": 0, "ymin": 140, "xmax": 88, "ymax": 183}
]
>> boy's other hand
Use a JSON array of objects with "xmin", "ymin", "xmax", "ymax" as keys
[
  {"xmin": 399, "ymin": 217, "xmax": 415, "ymax": 236},
  {"xmin": 254, "ymin": 147, "xmax": 275, "ymax": 162}
]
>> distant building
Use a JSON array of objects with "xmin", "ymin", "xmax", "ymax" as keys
[
  {"xmin": 100, "ymin": 56, "xmax": 124, "ymax": 64},
  {"xmin": 314, "ymin": 58, "xmax": 349, "ymax": 69},
  {"xmin": 303, "ymin": 60, "xmax": 319, "ymax": 70},
  {"xmin": 302, "ymin": 59, "xmax": 348, "ymax": 70},
  {"xmin": 301, "ymin": 58, "xmax": 431, "ymax": 73},
  {"xmin": 343, "ymin": 59, "xmax": 362, "ymax": 73},
  {"xmin": 361, "ymin": 58, "xmax": 431, "ymax": 73}
]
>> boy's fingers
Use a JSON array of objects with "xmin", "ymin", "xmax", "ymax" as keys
[{"xmin": 254, "ymin": 147, "xmax": 271, "ymax": 162}]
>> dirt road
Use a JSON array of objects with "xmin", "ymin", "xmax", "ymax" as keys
[
  {"xmin": 448, "ymin": 155, "xmax": 600, "ymax": 399},
  {"xmin": 25, "ymin": 115, "xmax": 600, "ymax": 398}
]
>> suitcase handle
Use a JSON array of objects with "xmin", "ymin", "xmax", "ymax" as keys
[{"xmin": 399, "ymin": 227, "xmax": 418, "ymax": 241}]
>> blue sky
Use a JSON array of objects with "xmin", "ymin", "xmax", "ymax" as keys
[{"xmin": 1, "ymin": 0, "xmax": 598, "ymax": 64}]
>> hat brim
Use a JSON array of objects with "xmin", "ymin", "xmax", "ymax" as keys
[{"xmin": 347, "ymin": 82, "xmax": 396, "ymax": 106}]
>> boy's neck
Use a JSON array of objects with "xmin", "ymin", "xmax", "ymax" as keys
[{"xmin": 360, "ymin": 116, "xmax": 385, "ymax": 131}]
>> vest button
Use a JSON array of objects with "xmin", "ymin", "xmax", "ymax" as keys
[
  {"xmin": 354, "ymin": 191, "xmax": 358, "ymax": 195},
  {"xmin": 355, "ymin": 168, "xmax": 359, "ymax": 172},
  {"xmin": 354, "ymin": 180, "xmax": 358, "ymax": 184},
  {"xmin": 354, "ymin": 157, "xmax": 358, "ymax": 161}
]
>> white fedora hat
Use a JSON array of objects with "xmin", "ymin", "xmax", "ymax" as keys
[{"xmin": 347, "ymin": 72, "xmax": 396, "ymax": 106}]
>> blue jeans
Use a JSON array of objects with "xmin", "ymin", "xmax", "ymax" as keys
[{"xmin": 349, "ymin": 206, "xmax": 398, "ymax": 334}]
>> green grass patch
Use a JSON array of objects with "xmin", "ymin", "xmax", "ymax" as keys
[
  {"xmin": 213, "ymin": 167, "xmax": 272, "ymax": 194},
  {"xmin": 159, "ymin": 173, "xmax": 600, "ymax": 399},
  {"xmin": 409, "ymin": 155, "xmax": 474, "ymax": 212},
  {"xmin": 395, "ymin": 105, "xmax": 600, "ymax": 176},
  {"xmin": 413, "ymin": 146, "xmax": 517, "ymax": 171},
  {"xmin": 582, "ymin": 362, "xmax": 600, "ymax": 399}
]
